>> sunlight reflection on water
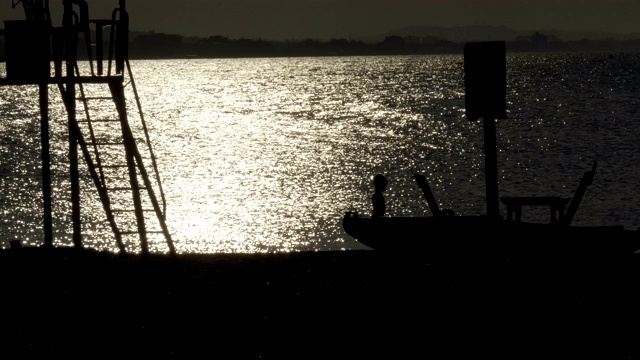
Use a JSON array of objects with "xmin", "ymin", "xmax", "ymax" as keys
[
  {"xmin": 117, "ymin": 55, "xmax": 476, "ymax": 253},
  {"xmin": 1, "ymin": 53, "xmax": 640, "ymax": 253}
]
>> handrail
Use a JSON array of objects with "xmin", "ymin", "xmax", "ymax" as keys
[
  {"xmin": 13, "ymin": 0, "xmax": 52, "ymax": 26},
  {"xmin": 412, "ymin": 168, "xmax": 455, "ymax": 217},
  {"xmin": 412, "ymin": 168, "xmax": 442, "ymax": 217},
  {"xmin": 125, "ymin": 59, "xmax": 168, "ymax": 217},
  {"xmin": 559, "ymin": 161, "xmax": 597, "ymax": 226}
]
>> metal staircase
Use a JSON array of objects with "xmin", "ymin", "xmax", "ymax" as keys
[
  {"xmin": 62, "ymin": 61, "xmax": 175, "ymax": 255},
  {"xmin": 1, "ymin": 0, "xmax": 175, "ymax": 255}
]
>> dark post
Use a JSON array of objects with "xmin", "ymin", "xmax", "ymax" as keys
[
  {"xmin": 63, "ymin": 0, "xmax": 83, "ymax": 248},
  {"xmin": 483, "ymin": 117, "xmax": 499, "ymax": 218},
  {"xmin": 114, "ymin": 0, "xmax": 129, "ymax": 75},
  {"xmin": 463, "ymin": 41, "xmax": 507, "ymax": 219},
  {"xmin": 40, "ymin": 83, "xmax": 53, "ymax": 248},
  {"xmin": 95, "ymin": 22, "xmax": 104, "ymax": 76}
]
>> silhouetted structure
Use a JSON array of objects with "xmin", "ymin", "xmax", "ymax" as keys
[
  {"xmin": 342, "ymin": 42, "xmax": 640, "ymax": 261},
  {"xmin": 464, "ymin": 41, "xmax": 506, "ymax": 218},
  {"xmin": 0, "ymin": 0, "xmax": 174, "ymax": 255}
]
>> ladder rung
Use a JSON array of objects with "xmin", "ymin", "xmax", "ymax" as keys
[
  {"xmin": 119, "ymin": 231, "xmax": 165, "ymax": 235},
  {"xmin": 78, "ymin": 96, "xmax": 112, "ymax": 100},
  {"xmin": 78, "ymin": 119, "xmax": 120, "ymax": 123},
  {"xmin": 107, "ymin": 187, "xmax": 148, "ymax": 191},
  {"xmin": 112, "ymin": 209, "xmax": 155, "ymax": 212},
  {"xmin": 102, "ymin": 165, "xmax": 128, "ymax": 168},
  {"xmin": 87, "ymin": 142, "xmax": 123, "ymax": 146}
]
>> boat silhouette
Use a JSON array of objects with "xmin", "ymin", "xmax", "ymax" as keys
[{"xmin": 343, "ymin": 42, "xmax": 640, "ymax": 262}]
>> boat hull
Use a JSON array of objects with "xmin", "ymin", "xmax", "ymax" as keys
[{"xmin": 343, "ymin": 212, "xmax": 640, "ymax": 261}]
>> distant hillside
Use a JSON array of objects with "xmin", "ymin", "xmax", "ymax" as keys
[
  {"xmin": 360, "ymin": 25, "xmax": 640, "ymax": 43},
  {"xmin": 2, "ymin": 25, "xmax": 640, "ymax": 61}
]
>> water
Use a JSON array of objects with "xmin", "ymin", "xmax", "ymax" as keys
[{"xmin": 1, "ymin": 52, "xmax": 639, "ymax": 253}]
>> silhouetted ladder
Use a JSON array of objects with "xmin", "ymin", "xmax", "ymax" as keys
[
  {"xmin": 58, "ymin": 64, "xmax": 175, "ymax": 255},
  {"xmin": 63, "ymin": 7, "xmax": 174, "ymax": 255},
  {"xmin": 2, "ymin": 0, "xmax": 175, "ymax": 255}
]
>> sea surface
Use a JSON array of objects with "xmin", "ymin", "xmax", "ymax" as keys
[{"xmin": 1, "ymin": 52, "xmax": 640, "ymax": 253}]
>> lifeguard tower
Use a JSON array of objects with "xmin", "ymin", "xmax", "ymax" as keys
[{"xmin": 0, "ymin": 0, "xmax": 175, "ymax": 255}]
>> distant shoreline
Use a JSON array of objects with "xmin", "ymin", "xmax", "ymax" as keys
[
  {"xmin": 2, "ymin": 30, "xmax": 640, "ymax": 62},
  {"xmin": 123, "ymin": 34, "xmax": 640, "ymax": 59}
]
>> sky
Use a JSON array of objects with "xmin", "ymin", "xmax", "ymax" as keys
[{"xmin": 2, "ymin": 0, "xmax": 640, "ymax": 40}]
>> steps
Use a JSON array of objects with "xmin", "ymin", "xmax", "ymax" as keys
[
  {"xmin": 1, "ymin": 0, "xmax": 175, "ymax": 255},
  {"xmin": 57, "ymin": 61, "xmax": 175, "ymax": 255}
]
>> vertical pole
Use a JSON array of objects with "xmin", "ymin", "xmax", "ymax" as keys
[
  {"xmin": 115, "ymin": 0, "xmax": 129, "ymax": 75},
  {"xmin": 96, "ymin": 24, "xmax": 104, "ymax": 76},
  {"xmin": 40, "ymin": 83, "xmax": 53, "ymax": 248},
  {"xmin": 483, "ymin": 118, "xmax": 499, "ymax": 218},
  {"xmin": 69, "ymin": 85, "xmax": 82, "ymax": 248},
  {"xmin": 64, "ymin": 0, "xmax": 82, "ymax": 248},
  {"xmin": 464, "ymin": 41, "xmax": 506, "ymax": 219}
]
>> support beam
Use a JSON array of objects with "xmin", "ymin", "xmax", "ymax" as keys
[
  {"xmin": 39, "ymin": 83, "xmax": 53, "ymax": 248},
  {"xmin": 483, "ymin": 117, "xmax": 499, "ymax": 218},
  {"xmin": 64, "ymin": 0, "xmax": 83, "ymax": 248}
]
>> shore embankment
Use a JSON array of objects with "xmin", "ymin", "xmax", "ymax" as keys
[{"xmin": 0, "ymin": 247, "xmax": 638, "ymax": 358}]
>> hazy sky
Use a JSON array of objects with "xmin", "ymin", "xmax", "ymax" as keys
[{"xmin": 2, "ymin": 0, "xmax": 640, "ymax": 40}]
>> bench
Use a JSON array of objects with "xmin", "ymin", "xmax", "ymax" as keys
[
  {"xmin": 501, "ymin": 196, "xmax": 571, "ymax": 223},
  {"xmin": 501, "ymin": 161, "xmax": 597, "ymax": 226}
]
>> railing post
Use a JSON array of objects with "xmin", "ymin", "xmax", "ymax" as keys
[
  {"xmin": 63, "ymin": 0, "xmax": 83, "ymax": 248},
  {"xmin": 40, "ymin": 83, "xmax": 53, "ymax": 248}
]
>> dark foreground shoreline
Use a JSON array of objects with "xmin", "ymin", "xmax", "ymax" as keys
[{"xmin": 1, "ymin": 247, "xmax": 639, "ymax": 359}]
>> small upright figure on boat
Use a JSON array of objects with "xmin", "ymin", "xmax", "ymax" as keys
[{"xmin": 372, "ymin": 174, "xmax": 388, "ymax": 219}]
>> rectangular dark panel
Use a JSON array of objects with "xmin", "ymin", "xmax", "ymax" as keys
[{"xmin": 464, "ymin": 41, "xmax": 507, "ymax": 121}]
